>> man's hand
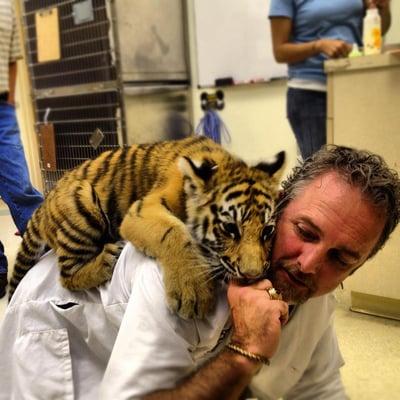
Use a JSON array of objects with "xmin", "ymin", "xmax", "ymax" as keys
[
  {"xmin": 227, "ymin": 279, "xmax": 289, "ymax": 360},
  {"xmin": 141, "ymin": 280, "xmax": 289, "ymax": 399},
  {"xmin": 314, "ymin": 39, "xmax": 353, "ymax": 59}
]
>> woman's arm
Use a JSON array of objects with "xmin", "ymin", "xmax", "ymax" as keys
[
  {"xmin": 376, "ymin": 0, "xmax": 391, "ymax": 35},
  {"xmin": 270, "ymin": 18, "xmax": 352, "ymax": 64}
]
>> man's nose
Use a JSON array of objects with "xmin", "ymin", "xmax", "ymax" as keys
[{"xmin": 297, "ymin": 244, "xmax": 324, "ymax": 274}]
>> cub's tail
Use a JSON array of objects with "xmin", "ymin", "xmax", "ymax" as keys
[{"xmin": 8, "ymin": 207, "xmax": 46, "ymax": 301}]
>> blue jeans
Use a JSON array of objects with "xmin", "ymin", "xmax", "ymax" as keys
[
  {"xmin": 0, "ymin": 101, "xmax": 43, "ymax": 275},
  {"xmin": 287, "ymin": 88, "xmax": 327, "ymax": 160}
]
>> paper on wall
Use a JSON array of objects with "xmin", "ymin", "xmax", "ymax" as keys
[{"xmin": 35, "ymin": 7, "xmax": 61, "ymax": 63}]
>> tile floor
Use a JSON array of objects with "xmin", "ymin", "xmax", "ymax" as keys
[{"xmin": 0, "ymin": 205, "xmax": 399, "ymax": 399}]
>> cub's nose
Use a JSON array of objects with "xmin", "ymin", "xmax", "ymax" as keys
[
  {"xmin": 240, "ymin": 260, "xmax": 271, "ymax": 280},
  {"xmin": 240, "ymin": 266, "xmax": 263, "ymax": 279}
]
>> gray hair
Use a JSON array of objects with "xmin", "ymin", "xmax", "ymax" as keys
[{"xmin": 279, "ymin": 145, "xmax": 400, "ymax": 258}]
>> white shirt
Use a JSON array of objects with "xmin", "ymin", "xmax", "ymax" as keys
[{"xmin": 0, "ymin": 243, "xmax": 347, "ymax": 400}]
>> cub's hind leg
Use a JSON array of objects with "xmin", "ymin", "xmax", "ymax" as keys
[
  {"xmin": 59, "ymin": 242, "xmax": 124, "ymax": 290},
  {"xmin": 53, "ymin": 180, "xmax": 122, "ymax": 290}
]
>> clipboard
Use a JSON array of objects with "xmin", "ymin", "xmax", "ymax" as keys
[{"xmin": 38, "ymin": 123, "xmax": 57, "ymax": 171}]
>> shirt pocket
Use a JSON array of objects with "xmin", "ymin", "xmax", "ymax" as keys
[{"xmin": 14, "ymin": 328, "xmax": 74, "ymax": 400}]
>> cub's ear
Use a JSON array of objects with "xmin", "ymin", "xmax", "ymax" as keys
[
  {"xmin": 254, "ymin": 150, "xmax": 285, "ymax": 178},
  {"xmin": 179, "ymin": 156, "xmax": 218, "ymax": 183}
]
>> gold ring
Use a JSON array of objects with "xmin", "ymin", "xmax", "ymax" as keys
[{"xmin": 266, "ymin": 287, "xmax": 282, "ymax": 301}]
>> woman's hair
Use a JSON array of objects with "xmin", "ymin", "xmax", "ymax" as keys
[{"xmin": 279, "ymin": 145, "xmax": 400, "ymax": 258}]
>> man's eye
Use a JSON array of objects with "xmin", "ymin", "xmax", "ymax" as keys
[
  {"xmin": 328, "ymin": 249, "xmax": 350, "ymax": 269},
  {"xmin": 337, "ymin": 260, "xmax": 349, "ymax": 269},
  {"xmin": 295, "ymin": 224, "xmax": 317, "ymax": 241}
]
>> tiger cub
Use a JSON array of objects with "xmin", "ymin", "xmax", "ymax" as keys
[{"xmin": 10, "ymin": 135, "xmax": 284, "ymax": 318}]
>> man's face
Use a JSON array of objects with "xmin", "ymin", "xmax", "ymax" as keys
[{"xmin": 269, "ymin": 172, "xmax": 385, "ymax": 304}]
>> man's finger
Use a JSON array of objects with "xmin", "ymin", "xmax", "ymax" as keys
[{"xmin": 275, "ymin": 300, "xmax": 290, "ymax": 325}]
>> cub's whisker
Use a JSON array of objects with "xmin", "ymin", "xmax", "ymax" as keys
[{"xmin": 203, "ymin": 268, "xmax": 226, "ymax": 285}]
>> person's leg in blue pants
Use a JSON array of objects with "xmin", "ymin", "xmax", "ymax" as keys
[
  {"xmin": 287, "ymin": 88, "xmax": 327, "ymax": 160},
  {"xmin": 0, "ymin": 101, "xmax": 43, "ymax": 297}
]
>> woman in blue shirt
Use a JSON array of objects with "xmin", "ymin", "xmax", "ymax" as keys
[{"xmin": 269, "ymin": 0, "xmax": 391, "ymax": 159}]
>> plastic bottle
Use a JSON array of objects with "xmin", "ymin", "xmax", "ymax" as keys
[{"xmin": 363, "ymin": 7, "xmax": 382, "ymax": 55}]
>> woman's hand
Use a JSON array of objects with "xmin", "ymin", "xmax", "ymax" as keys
[{"xmin": 314, "ymin": 39, "xmax": 353, "ymax": 58}]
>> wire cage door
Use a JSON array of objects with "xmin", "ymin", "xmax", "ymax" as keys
[{"xmin": 19, "ymin": 0, "xmax": 126, "ymax": 193}]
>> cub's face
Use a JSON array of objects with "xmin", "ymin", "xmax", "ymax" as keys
[
  {"xmin": 188, "ymin": 177, "xmax": 278, "ymax": 282},
  {"xmin": 181, "ymin": 153, "xmax": 284, "ymax": 283}
]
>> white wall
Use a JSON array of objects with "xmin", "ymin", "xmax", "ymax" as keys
[{"xmin": 190, "ymin": 81, "xmax": 299, "ymax": 177}]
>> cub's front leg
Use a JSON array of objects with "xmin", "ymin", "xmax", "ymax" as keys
[{"xmin": 120, "ymin": 196, "xmax": 215, "ymax": 319}]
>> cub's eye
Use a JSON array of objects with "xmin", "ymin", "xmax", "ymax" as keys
[
  {"xmin": 261, "ymin": 224, "xmax": 275, "ymax": 241},
  {"xmin": 221, "ymin": 222, "xmax": 240, "ymax": 239}
]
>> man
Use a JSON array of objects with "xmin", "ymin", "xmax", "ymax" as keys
[
  {"xmin": 0, "ymin": 146, "xmax": 399, "ymax": 399},
  {"xmin": 0, "ymin": 0, "xmax": 43, "ymax": 298}
]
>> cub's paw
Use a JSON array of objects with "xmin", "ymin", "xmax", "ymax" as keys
[
  {"xmin": 60, "ymin": 242, "xmax": 126, "ymax": 290},
  {"xmin": 103, "ymin": 241, "xmax": 125, "ymax": 272},
  {"xmin": 104, "ymin": 240, "xmax": 125, "ymax": 262},
  {"xmin": 164, "ymin": 263, "xmax": 215, "ymax": 320}
]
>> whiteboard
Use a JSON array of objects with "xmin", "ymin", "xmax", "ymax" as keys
[{"xmin": 193, "ymin": 0, "xmax": 287, "ymax": 87}]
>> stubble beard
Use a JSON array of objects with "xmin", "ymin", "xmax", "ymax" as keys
[{"xmin": 267, "ymin": 261, "xmax": 318, "ymax": 305}]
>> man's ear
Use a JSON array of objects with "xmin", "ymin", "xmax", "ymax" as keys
[
  {"xmin": 254, "ymin": 150, "xmax": 285, "ymax": 179},
  {"xmin": 179, "ymin": 156, "xmax": 218, "ymax": 183}
]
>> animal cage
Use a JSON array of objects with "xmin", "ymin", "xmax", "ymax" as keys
[{"xmin": 19, "ymin": 0, "xmax": 125, "ymax": 193}]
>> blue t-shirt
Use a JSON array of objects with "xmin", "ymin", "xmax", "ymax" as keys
[{"xmin": 269, "ymin": 0, "xmax": 364, "ymax": 83}]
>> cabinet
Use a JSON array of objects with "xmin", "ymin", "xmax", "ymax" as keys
[{"xmin": 115, "ymin": 0, "xmax": 188, "ymax": 82}]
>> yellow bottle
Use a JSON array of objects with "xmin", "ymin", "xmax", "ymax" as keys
[{"xmin": 363, "ymin": 7, "xmax": 382, "ymax": 55}]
